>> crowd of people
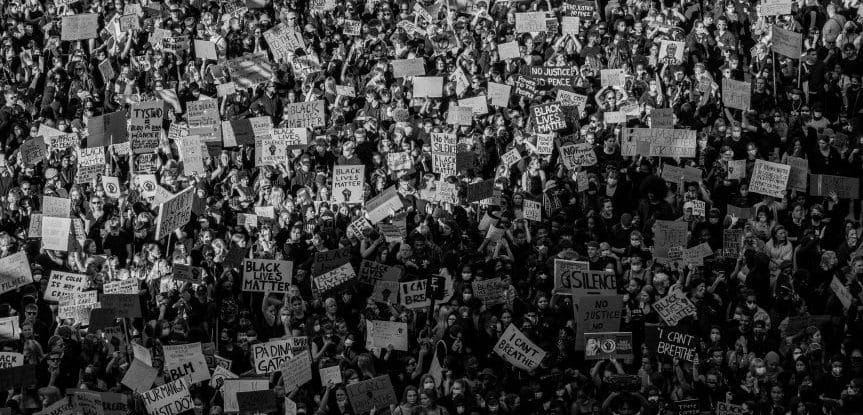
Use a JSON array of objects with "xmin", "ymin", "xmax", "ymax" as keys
[{"xmin": 1, "ymin": 0, "xmax": 863, "ymax": 413}]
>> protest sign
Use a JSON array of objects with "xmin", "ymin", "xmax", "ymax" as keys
[
  {"xmin": 141, "ymin": 378, "xmax": 193, "ymax": 415},
  {"xmin": 494, "ymin": 324, "xmax": 547, "ymax": 371},
  {"xmin": 373, "ymin": 280, "xmax": 400, "ymax": 303},
  {"xmin": 658, "ymin": 40, "xmax": 685, "ymax": 64},
  {"xmin": 59, "ymin": 291, "xmax": 99, "ymax": 325},
  {"xmin": 103, "ymin": 279, "xmax": 138, "ymax": 294},
  {"xmin": 559, "ymin": 143, "xmax": 597, "ymax": 169},
  {"xmin": 749, "ymin": 159, "xmax": 791, "ymax": 198},
  {"xmin": 717, "ymin": 402, "xmax": 746, "ymax": 415},
  {"xmin": 73, "ymin": 391, "xmax": 103, "ymax": 415},
  {"xmin": 281, "ymin": 350, "xmax": 313, "ymax": 392},
  {"xmin": 194, "ymin": 39, "xmax": 217, "ymax": 60},
  {"xmin": 534, "ymin": 133, "xmax": 554, "ymax": 155},
  {"xmin": 252, "ymin": 339, "xmax": 296, "ymax": 374},
  {"xmin": 311, "ymin": 246, "xmax": 351, "ymax": 276},
  {"xmin": 601, "ymin": 69, "xmax": 625, "ymax": 88},
  {"xmin": 100, "ymin": 294, "xmax": 141, "ymax": 318},
  {"xmin": 129, "ymin": 100, "xmax": 165, "ymax": 154},
  {"xmin": 20, "ymin": 138, "xmax": 46, "ymax": 166},
  {"xmin": 346, "ymin": 376, "xmax": 398, "ymax": 414},
  {"xmin": 487, "ymin": 82, "xmax": 511, "ymax": 107},
  {"xmin": 163, "ymin": 343, "xmax": 210, "ymax": 384},
  {"xmin": 391, "ymin": 59, "xmax": 426, "ymax": 78},
  {"xmin": 45, "ymin": 133, "xmax": 79, "ymax": 153},
  {"xmin": 722, "ymin": 78, "xmax": 751, "ymax": 110},
  {"xmin": 331, "ymin": 165, "xmax": 365, "ymax": 204},
  {"xmin": 0, "ymin": 352, "xmax": 22, "ymax": 369},
  {"xmin": 472, "ymin": 278, "xmax": 506, "ymax": 306},
  {"xmin": 554, "ymin": 260, "xmax": 616, "ymax": 295},
  {"xmin": 132, "ymin": 343, "xmax": 152, "ymax": 367},
  {"xmin": 573, "ymin": 295, "xmax": 622, "ymax": 350},
  {"xmin": 515, "ymin": 12, "xmax": 547, "ymax": 32},
  {"xmin": 531, "ymin": 102, "xmax": 566, "ymax": 132},
  {"xmin": 320, "ymin": 365, "xmax": 342, "ymax": 387},
  {"xmin": 563, "ymin": 0, "xmax": 596, "ymax": 18},
  {"xmin": 27, "ymin": 213, "xmax": 41, "ymax": 239},
  {"xmin": 43, "ymin": 196, "xmax": 71, "ymax": 218},
  {"xmin": 447, "ymin": 106, "xmax": 474, "ymax": 126},
  {"xmin": 237, "ymin": 391, "xmax": 277, "ymax": 414},
  {"xmin": 155, "ymin": 187, "xmax": 194, "ymax": 239},
  {"xmin": 209, "ymin": 366, "xmax": 237, "ymax": 390},
  {"xmin": 366, "ymin": 320, "xmax": 409, "ymax": 351},
  {"xmin": 263, "ymin": 24, "xmax": 304, "ymax": 61},
  {"xmin": 497, "ymin": 41, "xmax": 521, "ymax": 60},
  {"xmin": 242, "ymin": 259, "xmax": 293, "ymax": 292},
  {"xmin": 466, "ymin": 179, "xmax": 495, "ymax": 203},
  {"xmin": 0, "ymin": 317, "xmax": 19, "ymax": 341},
  {"xmin": 272, "ymin": 127, "xmax": 309, "ymax": 149},
  {"xmin": 86, "ymin": 112, "xmax": 127, "ymax": 148},
  {"xmin": 226, "ymin": 53, "xmax": 273, "ymax": 89},
  {"xmin": 216, "ymin": 82, "xmax": 236, "ymax": 98},
  {"xmin": 528, "ymin": 66, "xmax": 576, "ymax": 88},
  {"xmin": 342, "ymin": 19, "xmax": 361, "ymax": 36},
  {"xmin": 178, "ymin": 135, "xmax": 204, "ymax": 176},
  {"xmin": 723, "ymin": 229, "xmax": 744, "ymax": 258},
  {"xmin": 346, "ymin": 217, "xmax": 373, "ymax": 240},
  {"xmin": 772, "ymin": 25, "xmax": 802, "ymax": 58},
  {"xmin": 621, "ymin": 128, "xmax": 697, "ymax": 158},
  {"xmin": 523, "ymin": 199, "xmax": 542, "ymax": 221},
  {"xmin": 222, "ymin": 379, "xmax": 269, "ymax": 413},
  {"xmin": 366, "ymin": 186, "xmax": 402, "ymax": 224},
  {"xmin": 562, "ymin": 16, "xmax": 580, "ymax": 34},
  {"xmin": 98, "ymin": 59, "xmax": 115, "ymax": 83},
  {"xmin": 313, "ymin": 262, "xmax": 356, "ymax": 294},
  {"xmin": 675, "ymin": 399, "xmax": 700, "ymax": 415},
  {"xmin": 387, "ymin": 151, "xmax": 412, "ymax": 171},
  {"xmin": 413, "ymin": 77, "xmax": 444, "ymax": 98},
  {"xmin": 683, "ymin": 242, "xmax": 713, "ymax": 266},
  {"xmin": 787, "ymin": 157, "xmax": 808, "ymax": 190},
  {"xmin": 0, "ymin": 251, "xmax": 32, "ymax": 295},
  {"xmin": 358, "ymin": 260, "xmax": 402, "ymax": 285},
  {"xmin": 724, "ymin": 159, "xmax": 746, "ymax": 180},
  {"xmin": 514, "ymin": 75, "xmax": 537, "ymax": 98},
  {"xmin": 604, "ymin": 111, "xmax": 625, "ymax": 124},
  {"xmin": 62, "ymin": 14, "xmax": 99, "ymax": 40},
  {"xmin": 656, "ymin": 327, "xmax": 697, "ymax": 362},
  {"xmin": 727, "ymin": 205, "xmax": 754, "ymax": 220},
  {"xmin": 400, "ymin": 279, "xmax": 429, "ymax": 309},
  {"xmin": 762, "ymin": 0, "xmax": 793, "ymax": 16},
  {"xmin": 335, "ymin": 85, "xmax": 355, "ymax": 97},
  {"xmin": 809, "ymin": 174, "xmax": 860, "ymax": 199},
  {"xmin": 652, "ymin": 290, "xmax": 697, "ymax": 326},
  {"xmin": 186, "ymin": 99, "xmax": 220, "ymax": 138},
  {"xmin": 654, "ymin": 220, "xmax": 688, "ymax": 248},
  {"xmin": 584, "ymin": 332, "xmax": 633, "ymax": 362},
  {"xmin": 651, "ymin": 108, "xmax": 674, "ymax": 128},
  {"xmin": 459, "ymin": 96, "xmax": 489, "ymax": 115},
  {"xmin": 221, "ymin": 119, "xmax": 255, "ymax": 147},
  {"xmin": 283, "ymin": 100, "xmax": 325, "ymax": 129},
  {"xmin": 41, "ymin": 217, "xmax": 71, "ymax": 251},
  {"xmin": 832, "ymin": 277, "xmax": 853, "ymax": 310},
  {"xmin": 38, "ymin": 397, "xmax": 76, "ymax": 415}
]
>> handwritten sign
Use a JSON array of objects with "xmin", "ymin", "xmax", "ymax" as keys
[
  {"xmin": 652, "ymin": 290, "xmax": 697, "ymax": 326},
  {"xmin": 656, "ymin": 327, "xmax": 697, "ymax": 362},
  {"xmin": 155, "ymin": 187, "xmax": 194, "ymax": 239},
  {"xmin": 0, "ymin": 252, "xmax": 32, "ymax": 295},
  {"xmin": 242, "ymin": 259, "xmax": 293, "ymax": 292},
  {"xmin": 560, "ymin": 143, "xmax": 597, "ymax": 169},
  {"xmin": 515, "ymin": 12, "xmax": 547, "ymax": 33},
  {"xmin": 61, "ymin": 14, "xmax": 99, "ymax": 40},
  {"xmin": 366, "ymin": 320, "xmax": 408, "ymax": 351},
  {"xmin": 494, "ymin": 324, "xmax": 547, "ymax": 371},
  {"xmin": 809, "ymin": 174, "xmax": 860, "ymax": 199},
  {"xmin": 332, "ymin": 165, "xmax": 365, "ymax": 204},
  {"xmin": 749, "ymin": 159, "xmax": 790, "ymax": 198},
  {"xmin": 392, "ymin": 58, "xmax": 426, "ymax": 78},
  {"xmin": 532, "ymin": 102, "xmax": 566, "ymax": 132},
  {"xmin": 722, "ymin": 78, "xmax": 751, "ymax": 110},
  {"xmin": 554, "ymin": 260, "xmax": 617, "ymax": 296},
  {"xmin": 141, "ymin": 379, "xmax": 193, "ymax": 415},
  {"xmin": 573, "ymin": 295, "xmax": 622, "ymax": 350},
  {"xmin": 346, "ymin": 376, "xmax": 398, "ymax": 414},
  {"xmin": 772, "ymin": 25, "xmax": 802, "ymax": 58},
  {"xmin": 163, "ymin": 343, "xmax": 210, "ymax": 384},
  {"xmin": 601, "ymin": 69, "xmax": 625, "ymax": 88},
  {"xmin": 313, "ymin": 262, "xmax": 356, "ymax": 295}
]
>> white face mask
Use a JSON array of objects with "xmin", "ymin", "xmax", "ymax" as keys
[
  {"xmin": 755, "ymin": 367, "xmax": 766, "ymax": 376},
  {"xmin": 631, "ymin": 265, "xmax": 642, "ymax": 272},
  {"xmin": 344, "ymin": 339, "xmax": 354, "ymax": 347}
]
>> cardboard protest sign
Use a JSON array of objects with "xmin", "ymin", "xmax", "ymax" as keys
[
  {"xmin": 487, "ymin": 82, "xmax": 511, "ymax": 107},
  {"xmin": 41, "ymin": 217, "xmax": 71, "ymax": 251},
  {"xmin": 497, "ymin": 41, "xmax": 520, "ymax": 60},
  {"xmin": 682, "ymin": 242, "xmax": 713, "ymax": 266},
  {"xmin": 19, "ymin": 138, "xmax": 46, "ymax": 166},
  {"xmin": 366, "ymin": 186, "xmax": 402, "ymax": 224},
  {"xmin": 727, "ymin": 205, "xmax": 754, "ymax": 220},
  {"xmin": 466, "ymin": 179, "xmax": 495, "ymax": 203},
  {"xmin": 37, "ymin": 396, "xmax": 76, "ymax": 415},
  {"xmin": 561, "ymin": 16, "xmax": 580, "ymax": 34},
  {"xmin": 62, "ymin": 14, "xmax": 99, "ymax": 40},
  {"xmin": 656, "ymin": 327, "xmax": 697, "ymax": 362},
  {"xmin": 331, "ymin": 165, "xmax": 365, "ymax": 204},
  {"xmin": 494, "ymin": 324, "xmax": 547, "ymax": 371},
  {"xmin": 651, "ymin": 108, "xmax": 674, "ymax": 128},
  {"xmin": 653, "ymin": 220, "xmax": 688, "ymax": 248},
  {"xmin": 722, "ymin": 78, "xmax": 751, "ymax": 110},
  {"xmin": 187, "ymin": 99, "xmax": 220, "ymax": 138},
  {"xmin": 762, "ymin": 0, "xmax": 793, "ymax": 16},
  {"xmin": 58, "ymin": 291, "xmax": 99, "ymax": 325},
  {"xmin": 392, "ymin": 58, "xmax": 426, "ymax": 78},
  {"xmin": 400, "ymin": 279, "xmax": 429, "ymax": 309},
  {"xmin": 281, "ymin": 350, "xmax": 313, "ymax": 392},
  {"xmin": 621, "ymin": 128, "xmax": 697, "ymax": 158},
  {"xmin": 221, "ymin": 119, "xmax": 255, "ymax": 147},
  {"xmin": 358, "ymin": 260, "xmax": 402, "ymax": 285},
  {"xmin": 652, "ymin": 290, "xmax": 697, "ymax": 326},
  {"xmin": 209, "ymin": 366, "xmax": 237, "ymax": 390},
  {"xmin": 366, "ymin": 320, "xmax": 409, "ymax": 351},
  {"xmin": 554, "ymin": 260, "xmax": 616, "ymax": 295},
  {"xmin": 557, "ymin": 89, "xmax": 587, "ymax": 113},
  {"xmin": 458, "ymin": 96, "xmax": 489, "ymax": 115},
  {"xmin": 44, "ymin": 132, "xmax": 80, "ymax": 153},
  {"xmin": 236, "ymin": 391, "xmax": 277, "ymax": 414},
  {"xmin": 103, "ymin": 279, "xmax": 139, "ymax": 294},
  {"xmin": 242, "ymin": 259, "xmax": 293, "ymax": 292},
  {"xmin": 283, "ymin": 100, "xmax": 325, "ymax": 129},
  {"xmin": 222, "ymin": 379, "xmax": 269, "ymax": 413},
  {"xmin": 119, "ymin": 14, "xmax": 140, "ymax": 32},
  {"xmin": 251, "ymin": 339, "xmax": 296, "ymax": 374},
  {"xmin": 514, "ymin": 75, "xmax": 537, "ymax": 98},
  {"xmin": 674, "ymin": 399, "xmax": 699, "ymax": 415},
  {"xmin": 573, "ymin": 295, "xmax": 622, "ymax": 350},
  {"xmin": 600, "ymin": 69, "xmax": 625, "ymax": 88},
  {"xmin": 749, "ymin": 159, "xmax": 791, "ymax": 198},
  {"xmin": 226, "ymin": 53, "xmax": 273, "ymax": 89},
  {"xmin": 809, "ymin": 174, "xmax": 860, "ymax": 199},
  {"xmin": 43, "ymin": 196, "xmax": 71, "ymax": 218},
  {"xmin": 584, "ymin": 332, "xmax": 633, "ymax": 362},
  {"xmin": 100, "ymin": 294, "xmax": 141, "ymax": 318},
  {"xmin": 342, "ymin": 19, "xmax": 361, "ymax": 36},
  {"xmin": 831, "ymin": 277, "xmax": 853, "ymax": 310},
  {"xmin": 515, "ymin": 12, "xmax": 547, "ymax": 32},
  {"xmin": 128, "ymin": 101, "xmax": 163, "ymax": 154},
  {"xmin": 658, "ymin": 40, "xmax": 685, "ymax": 64},
  {"xmin": 772, "ymin": 25, "xmax": 802, "ymax": 58},
  {"xmin": 534, "ymin": 133, "xmax": 554, "ymax": 155},
  {"xmin": 523, "ymin": 200, "xmax": 542, "ymax": 221},
  {"xmin": 345, "ymin": 376, "xmax": 398, "ymax": 414},
  {"xmin": 311, "ymin": 247, "xmax": 351, "ymax": 276},
  {"xmin": 0, "ymin": 252, "xmax": 32, "ymax": 295},
  {"xmin": 313, "ymin": 262, "xmax": 356, "ymax": 295},
  {"xmin": 723, "ymin": 229, "xmax": 744, "ymax": 258},
  {"xmin": 0, "ymin": 317, "xmax": 19, "ymax": 341},
  {"xmin": 194, "ymin": 39, "xmax": 217, "ymax": 60},
  {"xmin": 155, "ymin": 187, "xmax": 194, "ymax": 239},
  {"xmin": 787, "ymin": 157, "xmax": 808, "ymax": 190},
  {"xmin": 263, "ymin": 24, "xmax": 304, "ymax": 61},
  {"xmin": 413, "ymin": 77, "xmax": 444, "ymax": 98},
  {"xmin": 472, "ymin": 278, "xmax": 506, "ymax": 306},
  {"xmin": 528, "ymin": 66, "xmax": 576, "ymax": 88},
  {"xmin": 563, "ymin": 0, "xmax": 596, "ymax": 18},
  {"xmin": 163, "ymin": 343, "xmax": 210, "ymax": 385},
  {"xmin": 141, "ymin": 378, "xmax": 193, "ymax": 415},
  {"xmin": 560, "ymin": 143, "xmax": 597, "ymax": 169},
  {"xmin": 73, "ymin": 391, "xmax": 104, "ymax": 415},
  {"xmin": 0, "ymin": 352, "xmax": 22, "ymax": 369},
  {"xmin": 447, "ymin": 106, "xmax": 473, "ymax": 126},
  {"xmin": 320, "ymin": 365, "xmax": 343, "ymax": 387},
  {"xmin": 531, "ymin": 102, "xmax": 566, "ymax": 132}
]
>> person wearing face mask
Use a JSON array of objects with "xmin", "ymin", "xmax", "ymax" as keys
[{"xmin": 820, "ymin": 355, "xmax": 851, "ymax": 399}]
